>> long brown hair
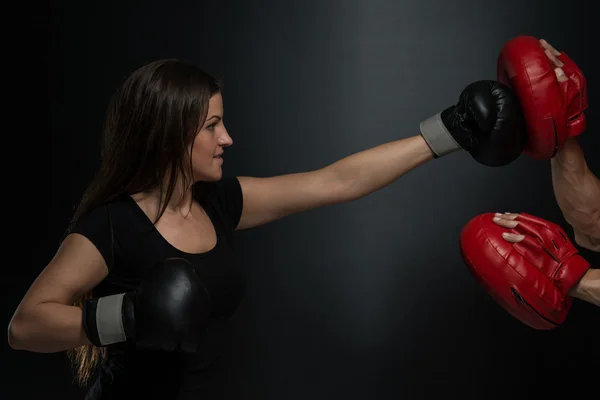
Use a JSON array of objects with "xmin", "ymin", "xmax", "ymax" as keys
[{"xmin": 66, "ymin": 59, "xmax": 221, "ymax": 387}]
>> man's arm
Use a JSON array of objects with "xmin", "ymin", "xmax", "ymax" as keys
[
  {"xmin": 569, "ymin": 268, "xmax": 600, "ymax": 307},
  {"xmin": 551, "ymin": 138, "xmax": 600, "ymax": 251}
]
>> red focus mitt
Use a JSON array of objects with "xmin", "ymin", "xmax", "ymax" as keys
[
  {"xmin": 497, "ymin": 36, "xmax": 588, "ymax": 160},
  {"xmin": 459, "ymin": 212, "xmax": 590, "ymax": 330}
]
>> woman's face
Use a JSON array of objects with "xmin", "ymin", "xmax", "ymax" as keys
[{"xmin": 190, "ymin": 92, "xmax": 233, "ymax": 182}]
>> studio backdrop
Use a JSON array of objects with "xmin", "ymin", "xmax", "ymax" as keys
[{"xmin": 8, "ymin": 0, "xmax": 599, "ymax": 399}]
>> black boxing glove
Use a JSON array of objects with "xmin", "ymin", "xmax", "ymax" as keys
[
  {"xmin": 82, "ymin": 258, "xmax": 210, "ymax": 353},
  {"xmin": 420, "ymin": 80, "xmax": 527, "ymax": 167}
]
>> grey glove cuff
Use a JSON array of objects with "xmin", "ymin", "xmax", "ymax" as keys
[
  {"xmin": 83, "ymin": 293, "xmax": 128, "ymax": 346},
  {"xmin": 420, "ymin": 112, "xmax": 461, "ymax": 157}
]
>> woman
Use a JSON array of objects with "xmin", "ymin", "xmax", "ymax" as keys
[{"xmin": 7, "ymin": 56, "xmax": 524, "ymax": 399}]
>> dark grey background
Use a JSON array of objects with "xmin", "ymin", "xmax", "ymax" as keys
[{"xmin": 9, "ymin": 0, "xmax": 598, "ymax": 398}]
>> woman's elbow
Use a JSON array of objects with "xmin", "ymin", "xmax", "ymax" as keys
[
  {"xmin": 7, "ymin": 307, "xmax": 43, "ymax": 351},
  {"xmin": 7, "ymin": 314, "xmax": 28, "ymax": 350}
]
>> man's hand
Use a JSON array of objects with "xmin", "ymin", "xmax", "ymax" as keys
[
  {"xmin": 492, "ymin": 212, "xmax": 599, "ymax": 306},
  {"xmin": 539, "ymin": 39, "xmax": 569, "ymax": 83},
  {"xmin": 492, "ymin": 211, "xmax": 599, "ymax": 250},
  {"xmin": 492, "ymin": 212, "xmax": 525, "ymax": 242}
]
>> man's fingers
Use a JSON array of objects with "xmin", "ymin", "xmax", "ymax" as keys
[
  {"xmin": 541, "ymin": 46, "xmax": 567, "ymax": 81},
  {"xmin": 493, "ymin": 216, "xmax": 519, "ymax": 229},
  {"xmin": 494, "ymin": 212, "xmax": 519, "ymax": 220},
  {"xmin": 502, "ymin": 232, "xmax": 525, "ymax": 243},
  {"xmin": 544, "ymin": 49, "xmax": 564, "ymax": 67},
  {"xmin": 555, "ymin": 67, "xmax": 568, "ymax": 82},
  {"xmin": 540, "ymin": 39, "xmax": 561, "ymax": 56}
]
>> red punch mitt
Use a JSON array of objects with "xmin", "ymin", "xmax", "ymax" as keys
[
  {"xmin": 459, "ymin": 212, "xmax": 590, "ymax": 330},
  {"xmin": 497, "ymin": 36, "xmax": 588, "ymax": 160}
]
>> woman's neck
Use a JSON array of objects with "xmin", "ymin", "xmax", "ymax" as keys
[{"xmin": 132, "ymin": 182, "xmax": 196, "ymax": 218}]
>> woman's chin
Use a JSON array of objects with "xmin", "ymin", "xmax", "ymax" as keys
[{"xmin": 194, "ymin": 168, "xmax": 222, "ymax": 182}]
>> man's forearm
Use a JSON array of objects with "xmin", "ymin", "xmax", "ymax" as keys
[
  {"xmin": 570, "ymin": 269, "xmax": 600, "ymax": 307},
  {"xmin": 551, "ymin": 138, "xmax": 600, "ymax": 241},
  {"xmin": 327, "ymin": 135, "xmax": 435, "ymax": 202}
]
